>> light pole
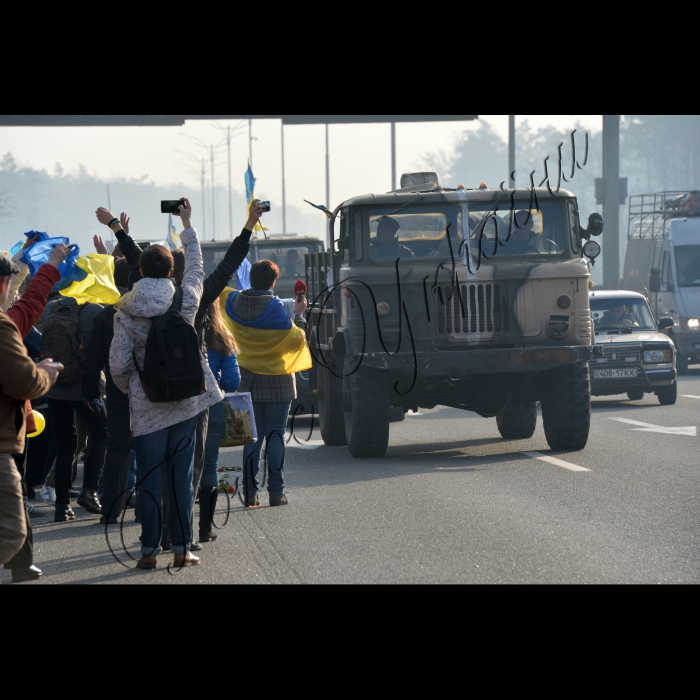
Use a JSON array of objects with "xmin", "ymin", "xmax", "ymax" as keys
[
  {"xmin": 180, "ymin": 133, "xmax": 226, "ymax": 240},
  {"xmin": 281, "ymin": 120, "xmax": 287, "ymax": 234},
  {"xmin": 508, "ymin": 115, "xmax": 516, "ymax": 189},
  {"xmin": 211, "ymin": 121, "xmax": 245, "ymax": 240},
  {"xmin": 175, "ymin": 149, "xmax": 209, "ymax": 238}
]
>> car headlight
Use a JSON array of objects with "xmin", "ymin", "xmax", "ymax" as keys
[
  {"xmin": 643, "ymin": 349, "xmax": 672, "ymax": 363},
  {"xmin": 683, "ymin": 318, "xmax": 700, "ymax": 330}
]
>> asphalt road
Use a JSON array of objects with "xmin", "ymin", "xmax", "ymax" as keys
[{"xmin": 4, "ymin": 371, "xmax": 699, "ymax": 585}]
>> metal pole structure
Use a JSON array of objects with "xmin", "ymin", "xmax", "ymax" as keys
[
  {"xmin": 325, "ymin": 123, "xmax": 330, "ymax": 208},
  {"xmin": 281, "ymin": 120, "xmax": 287, "ymax": 234},
  {"xmin": 508, "ymin": 115, "xmax": 516, "ymax": 188},
  {"xmin": 249, "ymin": 119, "xmax": 253, "ymax": 168},
  {"xmin": 210, "ymin": 144, "xmax": 216, "ymax": 241},
  {"xmin": 602, "ymin": 115, "xmax": 621, "ymax": 290},
  {"xmin": 226, "ymin": 126, "xmax": 233, "ymax": 239},
  {"xmin": 391, "ymin": 121, "xmax": 397, "ymax": 190}
]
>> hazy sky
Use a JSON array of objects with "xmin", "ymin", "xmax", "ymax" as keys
[{"xmin": 0, "ymin": 115, "xmax": 602, "ymax": 220}]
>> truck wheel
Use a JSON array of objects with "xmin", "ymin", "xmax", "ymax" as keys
[
  {"xmin": 656, "ymin": 381, "xmax": 677, "ymax": 406},
  {"xmin": 542, "ymin": 363, "xmax": 591, "ymax": 451},
  {"xmin": 627, "ymin": 390, "xmax": 644, "ymax": 401},
  {"xmin": 318, "ymin": 365, "xmax": 347, "ymax": 446},
  {"xmin": 496, "ymin": 401, "xmax": 537, "ymax": 440},
  {"xmin": 344, "ymin": 366, "xmax": 389, "ymax": 458},
  {"xmin": 388, "ymin": 406, "xmax": 406, "ymax": 423}
]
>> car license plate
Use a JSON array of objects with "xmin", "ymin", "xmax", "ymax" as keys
[{"xmin": 592, "ymin": 368, "xmax": 640, "ymax": 378}]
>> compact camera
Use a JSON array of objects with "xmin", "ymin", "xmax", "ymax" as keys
[{"xmin": 259, "ymin": 201, "xmax": 271, "ymax": 213}]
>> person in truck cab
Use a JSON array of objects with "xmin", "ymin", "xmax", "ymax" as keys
[
  {"xmin": 599, "ymin": 304, "xmax": 639, "ymax": 329},
  {"xmin": 283, "ymin": 249, "xmax": 303, "ymax": 278},
  {"xmin": 371, "ymin": 217, "xmax": 415, "ymax": 260}
]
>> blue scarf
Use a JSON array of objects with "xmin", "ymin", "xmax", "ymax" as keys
[{"xmin": 225, "ymin": 291, "xmax": 292, "ymax": 331}]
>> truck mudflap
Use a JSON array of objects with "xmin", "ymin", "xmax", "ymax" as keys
[{"xmin": 359, "ymin": 345, "xmax": 603, "ymax": 376}]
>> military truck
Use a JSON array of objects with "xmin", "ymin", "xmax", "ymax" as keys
[
  {"xmin": 622, "ymin": 191, "xmax": 700, "ymax": 373},
  {"xmin": 201, "ymin": 234, "xmax": 324, "ymax": 300},
  {"xmin": 305, "ymin": 173, "xmax": 604, "ymax": 458}
]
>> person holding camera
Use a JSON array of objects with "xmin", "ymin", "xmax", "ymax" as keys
[{"xmin": 110, "ymin": 199, "xmax": 225, "ymax": 570}]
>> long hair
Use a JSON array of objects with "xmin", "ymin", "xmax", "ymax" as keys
[{"xmin": 205, "ymin": 301, "xmax": 237, "ymax": 356}]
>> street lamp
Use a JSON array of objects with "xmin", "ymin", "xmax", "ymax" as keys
[
  {"xmin": 175, "ymin": 149, "xmax": 210, "ymax": 238},
  {"xmin": 211, "ymin": 120, "xmax": 246, "ymax": 240}
]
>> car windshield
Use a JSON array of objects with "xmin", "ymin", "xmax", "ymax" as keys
[
  {"xmin": 369, "ymin": 206, "xmax": 463, "ymax": 261},
  {"xmin": 254, "ymin": 244, "xmax": 316, "ymax": 279},
  {"xmin": 468, "ymin": 200, "xmax": 567, "ymax": 258},
  {"xmin": 673, "ymin": 245, "xmax": 700, "ymax": 287},
  {"xmin": 590, "ymin": 297, "xmax": 656, "ymax": 331}
]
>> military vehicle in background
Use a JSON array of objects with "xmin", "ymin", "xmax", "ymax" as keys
[
  {"xmin": 622, "ymin": 191, "xmax": 700, "ymax": 373},
  {"xmin": 306, "ymin": 173, "xmax": 604, "ymax": 458}
]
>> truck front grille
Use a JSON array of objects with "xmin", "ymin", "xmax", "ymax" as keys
[
  {"xmin": 598, "ymin": 346, "xmax": 641, "ymax": 364},
  {"xmin": 437, "ymin": 283, "xmax": 514, "ymax": 336}
]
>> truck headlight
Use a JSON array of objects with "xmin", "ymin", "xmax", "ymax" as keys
[
  {"xmin": 546, "ymin": 315, "xmax": 570, "ymax": 338},
  {"xmin": 643, "ymin": 349, "xmax": 672, "ymax": 363},
  {"xmin": 686, "ymin": 318, "xmax": 700, "ymax": 329}
]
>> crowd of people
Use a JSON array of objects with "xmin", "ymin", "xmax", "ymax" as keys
[{"xmin": 0, "ymin": 198, "xmax": 310, "ymax": 580}]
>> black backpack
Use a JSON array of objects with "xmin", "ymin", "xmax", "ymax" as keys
[
  {"xmin": 135, "ymin": 286, "xmax": 206, "ymax": 403},
  {"xmin": 41, "ymin": 303, "xmax": 88, "ymax": 387}
]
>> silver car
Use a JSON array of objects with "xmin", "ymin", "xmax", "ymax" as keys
[{"xmin": 590, "ymin": 290, "xmax": 677, "ymax": 404}]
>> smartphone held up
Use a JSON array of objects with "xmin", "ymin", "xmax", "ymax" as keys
[{"xmin": 161, "ymin": 199, "xmax": 186, "ymax": 214}]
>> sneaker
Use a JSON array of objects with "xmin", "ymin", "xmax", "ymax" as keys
[
  {"xmin": 27, "ymin": 503, "xmax": 45, "ymax": 518},
  {"xmin": 41, "ymin": 484, "xmax": 56, "ymax": 505},
  {"xmin": 244, "ymin": 493, "xmax": 261, "ymax": 508},
  {"xmin": 269, "ymin": 494, "xmax": 289, "ymax": 507}
]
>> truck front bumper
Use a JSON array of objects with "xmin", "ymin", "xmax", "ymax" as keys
[{"xmin": 360, "ymin": 345, "xmax": 603, "ymax": 377}]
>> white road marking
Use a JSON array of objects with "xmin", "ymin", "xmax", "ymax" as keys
[
  {"xmin": 405, "ymin": 412, "xmax": 423, "ymax": 416},
  {"xmin": 522, "ymin": 452, "xmax": 591, "ymax": 472},
  {"xmin": 284, "ymin": 437, "xmax": 325, "ymax": 450},
  {"xmin": 680, "ymin": 395, "xmax": 700, "ymax": 400},
  {"xmin": 607, "ymin": 417, "xmax": 696, "ymax": 436}
]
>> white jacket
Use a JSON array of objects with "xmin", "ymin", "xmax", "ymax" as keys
[{"xmin": 109, "ymin": 227, "xmax": 224, "ymax": 437}]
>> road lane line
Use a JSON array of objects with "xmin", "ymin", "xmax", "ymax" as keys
[
  {"xmin": 607, "ymin": 417, "xmax": 696, "ymax": 436},
  {"xmin": 680, "ymin": 395, "xmax": 700, "ymax": 400},
  {"xmin": 522, "ymin": 452, "xmax": 591, "ymax": 472}
]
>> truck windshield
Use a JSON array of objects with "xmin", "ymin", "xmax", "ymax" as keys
[
  {"xmin": 674, "ymin": 245, "xmax": 700, "ymax": 287},
  {"xmin": 369, "ymin": 206, "xmax": 463, "ymax": 261},
  {"xmin": 468, "ymin": 200, "xmax": 566, "ymax": 258},
  {"xmin": 590, "ymin": 297, "xmax": 656, "ymax": 331}
]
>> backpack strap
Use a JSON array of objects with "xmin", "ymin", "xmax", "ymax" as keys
[{"xmin": 170, "ymin": 285, "xmax": 184, "ymax": 313}]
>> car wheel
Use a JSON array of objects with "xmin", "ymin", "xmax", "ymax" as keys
[{"xmin": 656, "ymin": 382, "xmax": 677, "ymax": 406}]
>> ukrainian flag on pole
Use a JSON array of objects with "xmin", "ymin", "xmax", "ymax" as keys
[
  {"xmin": 245, "ymin": 164, "xmax": 268, "ymax": 234},
  {"xmin": 166, "ymin": 214, "xmax": 180, "ymax": 251}
]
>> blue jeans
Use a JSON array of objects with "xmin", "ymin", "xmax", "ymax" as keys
[
  {"xmin": 134, "ymin": 416, "xmax": 197, "ymax": 556},
  {"xmin": 242, "ymin": 401, "xmax": 291, "ymax": 496},
  {"xmin": 201, "ymin": 401, "xmax": 226, "ymax": 489}
]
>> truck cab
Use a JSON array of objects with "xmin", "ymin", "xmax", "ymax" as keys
[
  {"xmin": 306, "ymin": 173, "xmax": 604, "ymax": 458},
  {"xmin": 623, "ymin": 191, "xmax": 700, "ymax": 373}
]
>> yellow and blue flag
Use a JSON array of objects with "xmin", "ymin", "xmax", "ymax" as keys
[
  {"xmin": 166, "ymin": 214, "xmax": 180, "ymax": 251},
  {"xmin": 59, "ymin": 254, "xmax": 120, "ymax": 306},
  {"xmin": 245, "ymin": 164, "xmax": 268, "ymax": 234},
  {"xmin": 219, "ymin": 288, "xmax": 311, "ymax": 376}
]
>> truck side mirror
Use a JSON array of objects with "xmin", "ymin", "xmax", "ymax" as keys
[
  {"xmin": 649, "ymin": 267, "xmax": 661, "ymax": 293},
  {"xmin": 658, "ymin": 316, "xmax": 673, "ymax": 330},
  {"xmin": 586, "ymin": 213, "xmax": 603, "ymax": 238}
]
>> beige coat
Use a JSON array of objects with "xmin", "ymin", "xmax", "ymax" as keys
[
  {"xmin": 0, "ymin": 313, "xmax": 51, "ymax": 453},
  {"xmin": 109, "ymin": 228, "xmax": 224, "ymax": 437}
]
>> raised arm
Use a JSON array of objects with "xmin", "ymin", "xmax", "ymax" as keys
[
  {"xmin": 95, "ymin": 207, "xmax": 143, "ymax": 270},
  {"xmin": 175, "ymin": 198, "xmax": 204, "ymax": 323}
]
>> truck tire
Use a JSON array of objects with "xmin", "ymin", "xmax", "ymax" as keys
[
  {"xmin": 656, "ymin": 381, "xmax": 677, "ymax": 406},
  {"xmin": 496, "ymin": 401, "xmax": 537, "ymax": 440},
  {"xmin": 344, "ymin": 366, "xmax": 389, "ymax": 458},
  {"xmin": 318, "ymin": 365, "xmax": 347, "ymax": 446},
  {"xmin": 389, "ymin": 406, "xmax": 406, "ymax": 423},
  {"xmin": 627, "ymin": 390, "xmax": 644, "ymax": 401},
  {"xmin": 542, "ymin": 363, "xmax": 591, "ymax": 451}
]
